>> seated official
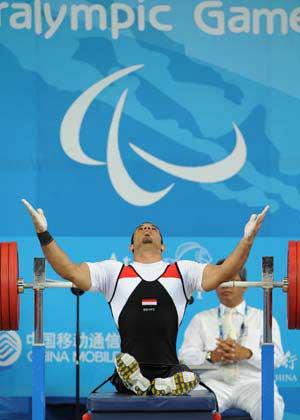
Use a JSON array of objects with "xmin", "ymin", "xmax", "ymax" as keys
[{"xmin": 179, "ymin": 260, "xmax": 285, "ymax": 420}]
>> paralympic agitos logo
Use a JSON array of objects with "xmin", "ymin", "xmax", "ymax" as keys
[{"xmin": 60, "ymin": 65, "xmax": 247, "ymax": 207}]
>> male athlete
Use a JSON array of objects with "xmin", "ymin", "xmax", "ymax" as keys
[{"xmin": 22, "ymin": 199, "xmax": 268, "ymax": 396}]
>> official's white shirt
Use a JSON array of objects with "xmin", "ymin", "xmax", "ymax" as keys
[{"xmin": 179, "ymin": 301, "xmax": 285, "ymax": 381}]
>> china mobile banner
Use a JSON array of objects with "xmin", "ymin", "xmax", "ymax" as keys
[{"xmin": 0, "ymin": 0, "xmax": 299, "ymax": 417}]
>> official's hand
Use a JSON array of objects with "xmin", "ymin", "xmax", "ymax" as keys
[
  {"xmin": 216, "ymin": 339, "xmax": 252, "ymax": 362},
  {"xmin": 230, "ymin": 342, "xmax": 252, "ymax": 361},
  {"xmin": 210, "ymin": 339, "xmax": 235, "ymax": 363},
  {"xmin": 22, "ymin": 199, "xmax": 48, "ymax": 233},
  {"xmin": 244, "ymin": 205, "xmax": 269, "ymax": 239},
  {"xmin": 214, "ymin": 339, "xmax": 236, "ymax": 363},
  {"xmin": 210, "ymin": 347, "xmax": 230, "ymax": 364}
]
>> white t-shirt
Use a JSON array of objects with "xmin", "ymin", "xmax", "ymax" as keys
[{"xmin": 86, "ymin": 260, "xmax": 207, "ymax": 301}]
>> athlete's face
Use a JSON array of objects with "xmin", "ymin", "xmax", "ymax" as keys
[
  {"xmin": 216, "ymin": 272, "xmax": 246, "ymax": 308},
  {"xmin": 130, "ymin": 223, "xmax": 165, "ymax": 253}
]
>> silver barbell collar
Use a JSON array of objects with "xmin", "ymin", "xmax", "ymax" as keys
[
  {"xmin": 219, "ymin": 280, "xmax": 284, "ymax": 289},
  {"xmin": 19, "ymin": 279, "xmax": 76, "ymax": 290}
]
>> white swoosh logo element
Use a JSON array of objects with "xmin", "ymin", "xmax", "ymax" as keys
[
  {"xmin": 60, "ymin": 64, "xmax": 144, "ymax": 165},
  {"xmin": 60, "ymin": 64, "xmax": 247, "ymax": 206},
  {"xmin": 107, "ymin": 89, "xmax": 174, "ymax": 206},
  {"xmin": 129, "ymin": 123, "xmax": 247, "ymax": 183}
]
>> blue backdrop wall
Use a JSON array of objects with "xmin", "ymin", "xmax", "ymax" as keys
[{"xmin": 0, "ymin": 0, "xmax": 300, "ymax": 418}]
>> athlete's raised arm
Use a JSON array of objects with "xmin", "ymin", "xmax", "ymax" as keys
[
  {"xmin": 22, "ymin": 199, "xmax": 91, "ymax": 291},
  {"xmin": 202, "ymin": 206, "xmax": 269, "ymax": 291}
]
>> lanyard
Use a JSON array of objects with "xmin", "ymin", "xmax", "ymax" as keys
[{"xmin": 218, "ymin": 305, "xmax": 248, "ymax": 340}]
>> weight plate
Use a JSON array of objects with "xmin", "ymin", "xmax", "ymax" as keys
[
  {"xmin": 288, "ymin": 241, "xmax": 297, "ymax": 329},
  {"xmin": 0, "ymin": 243, "xmax": 10, "ymax": 330},
  {"xmin": 8, "ymin": 242, "xmax": 19, "ymax": 330}
]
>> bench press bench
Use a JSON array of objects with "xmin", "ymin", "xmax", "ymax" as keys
[{"xmin": 85, "ymin": 391, "xmax": 251, "ymax": 419}]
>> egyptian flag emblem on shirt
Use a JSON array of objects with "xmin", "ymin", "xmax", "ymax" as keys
[{"xmin": 142, "ymin": 298, "xmax": 158, "ymax": 306}]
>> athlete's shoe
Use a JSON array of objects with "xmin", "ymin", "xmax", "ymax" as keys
[
  {"xmin": 151, "ymin": 371, "xmax": 198, "ymax": 396},
  {"xmin": 115, "ymin": 353, "xmax": 151, "ymax": 396}
]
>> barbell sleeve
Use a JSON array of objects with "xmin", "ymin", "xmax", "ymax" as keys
[
  {"xmin": 23, "ymin": 281, "xmax": 76, "ymax": 289},
  {"xmin": 218, "ymin": 281, "xmax": 283, "ymax": 288}
]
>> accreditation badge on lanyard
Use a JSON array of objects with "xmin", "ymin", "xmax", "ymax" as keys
[{"xmin": 218, "ymin": 305, "xmax": 248, "ymax": 342}]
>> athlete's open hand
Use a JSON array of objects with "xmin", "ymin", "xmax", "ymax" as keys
[
  {"xmin": 244, "ymin": 205, "xmax": 269, "ymax": 239},
  {"xmin": 22, "ymin": 199, "xmax": 48, "ymax": 233}
]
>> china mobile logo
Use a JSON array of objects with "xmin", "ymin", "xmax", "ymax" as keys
[
  {"xmin": 0, "ymin": 331, "xmax": 22, "ymax": 367},
  {"xmin": 60, "ymin": 65, "xmax": 247, "ymax": 206}
]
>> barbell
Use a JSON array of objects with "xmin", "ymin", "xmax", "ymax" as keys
[{"xmin": 0, "ymin": 241, "xmax": 300, "ymax": 331}]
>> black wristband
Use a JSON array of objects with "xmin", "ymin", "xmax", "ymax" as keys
[{"xmin": 37, "ymin": 230, "xmax": 54, "ymax": 246}]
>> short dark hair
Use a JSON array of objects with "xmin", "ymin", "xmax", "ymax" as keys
[
  {"xmin": 216, "ymin": 258, "xmax": 247, "ymax": 282},
  {"xmin": 130, "ymin": 222, "xmax": 164, "ymax": 245}
]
